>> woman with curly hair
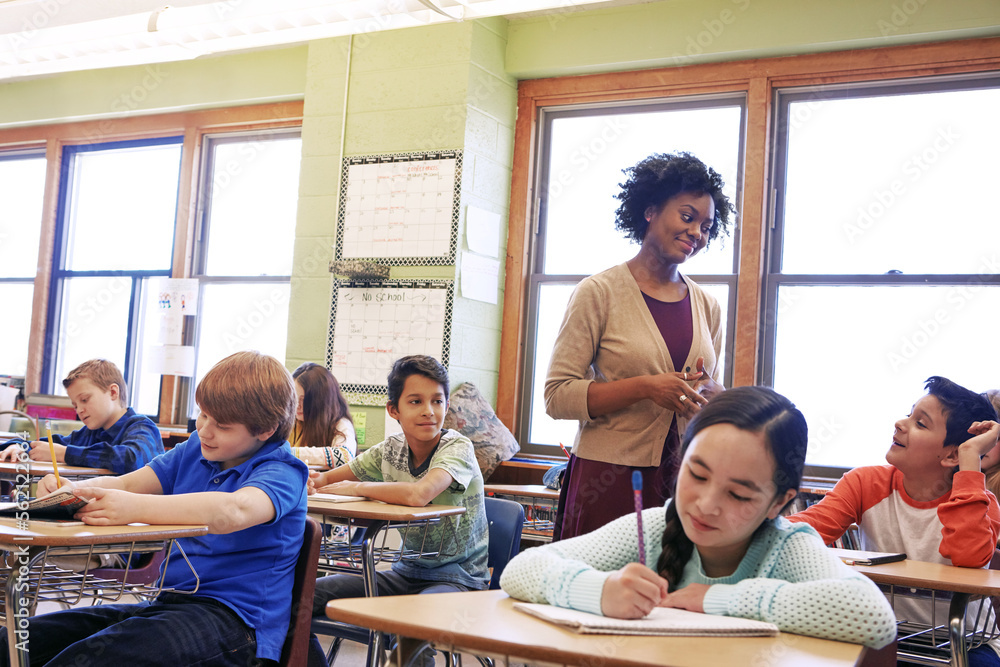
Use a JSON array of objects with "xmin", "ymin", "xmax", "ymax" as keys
[
  {"xmin": 289, "ymin": 362, "xmax": 357, "ymax": 468},
  {"xmin": 546, "ymin": 152, "xmax": 735, "ymax": 540}
]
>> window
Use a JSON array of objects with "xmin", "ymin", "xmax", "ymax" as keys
[
  {"xmin": 45, "ymin": 138, "xmax": 182, "ymax": 415},
  {"xmin": 762, "ymin": 75, "xmax": 1000, "ymax": 473},
  {"xmin": 0, "ymin": 150, "xmax": 46, "ymax": 379},
  {"xmin": 519, "ymin": 99, "xmax": 745, "ymax": 453},
  {"xmin": 187, "ymin": 130, "xmax": 302, "ymax": 417}
]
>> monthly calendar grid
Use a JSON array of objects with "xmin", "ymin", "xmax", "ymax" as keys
[
  {"xmin": 334, "ymin": 151, "xmax": 461, "ymax": 267},
  {"xmin": 325, "ymin": 279, "xmax": 454, "ymax": 405}
]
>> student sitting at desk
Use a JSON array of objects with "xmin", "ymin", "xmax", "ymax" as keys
[
  {"xmin": 0, "ymin": 351, "xmax": 308, "ymax": 667},
  {"xmin": 307, "ymin": 355, "xmax": 489, "ymax": 666},
  {"xmin": 788, "ymin": 376, "xmax": 1000, "ymax": 665},
  {"xmin": 500, "ymin": 386, "xmax": 897, "ymax": 649},
  {"xmin": 0, "ymin": 358, "xmax": 163, "ymax": 474},
  {"xmin": 289, "ymin": 362, "xmax": 357, "ymax": 468}
]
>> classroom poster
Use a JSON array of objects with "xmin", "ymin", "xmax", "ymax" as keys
[
  {"xmin": 325, "ymin": 280, "xmax": 453, "ymax": 404},
  {"xmin": 334, "ymin": 151, "xmax": 461, "ymax": 267}
]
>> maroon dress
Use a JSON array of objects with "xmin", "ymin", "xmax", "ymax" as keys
[{"xmin": 552, "ymin": 291, "xmax": 693, "ymax": 541}]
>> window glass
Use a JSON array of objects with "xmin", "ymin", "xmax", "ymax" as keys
[
  {"xmin": 0, "ymin": 152, "xmax": 46, "ymax": 379},
  {"xmin": 193, "ymin": 282, "xmax": 290, "ymax": 393},
  {"xmin": 54, "ymin": 276, "xmax": 131, "ymax": 389},
  {"xmin": 65, "ymin": 144, "xmax": 181, "ymax": 272},
  {"xmin": 203, "ymin": 136, "xmax": 302, "ymax": 276},
  {"xmin": 781, "ymin": 87, "xmax": 1000, "ymax": 275},
  {"xmin": 771, "ymin": 285, "xmax": 1000, "ymax": 468},
  {"xmin": 521, "ymin": 100, "xmax": 744, "ymax": 453},
  {"xmin": 0, "ymin": 285, "xmax": 35, "ymax": 377},
  {"xmin": 0, "ymin": 155, "xmax": 46, "ymax": 277},
  {"xmin": 544, "ymin": 106, "xmax": 741, "ymax": 277},
  {"xmin": 766, "ymin": 78, "xmax": 1000, "ymax": 474}
]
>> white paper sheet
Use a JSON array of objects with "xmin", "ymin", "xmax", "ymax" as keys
[
  {"xmin": 460, "ymin": 252, "xmax": 500, "ymax": 304},
  {"xmin": 146, "ymin": 345, "xmax": 196, "ymax": 377},
  {"xmin": 465, "ymin": 205, "xmax": 501, "ymax": 258}
]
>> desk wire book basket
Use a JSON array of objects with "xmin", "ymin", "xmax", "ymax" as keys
[
  {"xmin": 880, "ymin": 584, "xmax": 1000, "ymax": 665},
  {"xmin": 314, "ymin": 515, "xmax": 460, "ymax": 575},
  {"xmin": 0, "ymin": 539, "xmax": 198, "ymax": 622}
]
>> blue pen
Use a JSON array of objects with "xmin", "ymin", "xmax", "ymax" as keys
[{"xmin": 632, "ymin": 470, "xmax": 645, "ymax": 565}]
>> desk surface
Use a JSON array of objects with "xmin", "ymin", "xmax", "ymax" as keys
[
  {"xmin": 0, "ymin": 461, "xmax": 113, "ymax": 478},
  {"xmin": 847, "ymin": 558, "xmax": 1000, "ymax": 596},
  {"xmin": 0, "ymin": 518, "xmax": 208, "ymax": 547},
  {"xmin": 307, "ymin": 497, "xmax": 465, "ymax": 521},
  {"xmin": 327, "ymin": 589, "xmax": 885, "ymax": 667},
  {"xmin": 484, "ymin": 484, "xmax": 559, "ymax": 500}
]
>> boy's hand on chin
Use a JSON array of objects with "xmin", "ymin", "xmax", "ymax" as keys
[{"xmin": 659, "ymin": 582, "xmax": 710, "ymax": 613}]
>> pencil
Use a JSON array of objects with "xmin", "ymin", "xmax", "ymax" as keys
[
  {"xmin": 45, "ymin": 420, "xmax": 62, "ymax": 488},
  {"xmin": 632, "ymin": 470, "xmax": 645, "ymax": 565},
  {"xmin": 558, "ymin": 442, "xmax": 571, "ymax": 459}
]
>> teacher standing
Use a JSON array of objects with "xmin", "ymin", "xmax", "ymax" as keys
[{"xmin": 546, "ymin": 152, "xmax": 734, "ymax": 541}]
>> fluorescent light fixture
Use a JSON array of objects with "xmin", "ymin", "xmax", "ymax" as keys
[{"xmin": 0, "ymin": 0, "xmax": 622, "ymax": 82}]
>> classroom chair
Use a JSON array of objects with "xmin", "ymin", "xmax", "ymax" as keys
[
  {"xmin": 281, "ymin": 516, "xmax": 323, "ymax": 667},
  {"xmin": 312, "ymin": 497, "xmax": 525, "ymax": 667}
]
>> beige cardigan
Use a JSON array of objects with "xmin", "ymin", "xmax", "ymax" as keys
[{"xmin": 544, "ymin": 262, "xmax": 722, "ymax": 467}]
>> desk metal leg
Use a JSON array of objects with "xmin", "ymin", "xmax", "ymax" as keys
[
  {"xmin": 361, "ymin": 520, "xmax": 387, "ymax": 667},
  {"xmin": 948, "ymin": 592, "xmax": 970, "ymax": 667},
  {"xmin": 5, "ymin": 547, "xmax": 45, "ymax": 667}
]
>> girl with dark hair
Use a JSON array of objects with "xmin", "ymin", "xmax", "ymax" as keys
[
  {"xmin": 290, "ymin": 362, "xmax": 356, "ymax": 468},
  {"xmin": 501, "ymin": 386, "xmax": 896, "ymax": 648},
  {"xmin": 546, "ymin": 152, "xmax": 733, "ymax": 540}
]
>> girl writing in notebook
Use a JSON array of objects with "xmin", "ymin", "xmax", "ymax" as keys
[{"xmin": 500, "ymin": 386, "xmax": 897, "ymax": 648}]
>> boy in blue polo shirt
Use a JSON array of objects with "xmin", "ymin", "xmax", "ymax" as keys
[
  {"xmin": 0, "ymin": 358, "xmax": 163, "ymax": 474},
  {"xmin": 3, "ymin": 351, "xmax": 308, "ymax": 667}
]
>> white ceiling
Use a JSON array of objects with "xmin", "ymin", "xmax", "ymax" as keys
[{"xmin": 0, "ymin": 0, "xmax": 649, "ymax": 82}]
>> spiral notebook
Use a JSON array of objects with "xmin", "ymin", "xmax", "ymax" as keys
[{"xmin": 512, "ymin": 602, "xmax": 779, "ymax": 637}]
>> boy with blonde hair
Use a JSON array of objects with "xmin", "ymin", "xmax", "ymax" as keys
[
  {"xmin": 2, "ymin": 351, "xmax": 308, "ymax": 666},
  {"xmin": 0, "ymin": 358, "xmax": 162, "ymax": 474}
]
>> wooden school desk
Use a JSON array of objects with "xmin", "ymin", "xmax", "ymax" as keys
[
  {"xmin": 0, "ymin": 461, "xmax": 113, "ymax": 484},
  {"xmin": 484, "ymin": 484, "xmax": 558, "ymax": 542},
  {"xmin": 307, "ymin": 496, "xmax": 465, "ymax": 666},
  {"xmin": 846, "ymin": 558, "xmax": 1000, "ymax": 667},
  {"xmin": 0, "ymin": 519, "xmax": 209, "ymax": 667},
  {"xmin": 326, "ymin": 589, "xmax": 896, "ymax": 667}
]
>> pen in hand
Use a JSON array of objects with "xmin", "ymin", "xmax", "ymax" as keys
[{"xmin": 632, "ymin": 470, "xmax": 645, "ymax": 565}]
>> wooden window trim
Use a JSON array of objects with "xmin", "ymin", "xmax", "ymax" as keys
[
  {"xmin": 1, "ymin": 101, "xmax": 304, "ymax": 423},
  {"xmin": 497, "ymin": 36, "xmax": 1000, "ymax": 431}
]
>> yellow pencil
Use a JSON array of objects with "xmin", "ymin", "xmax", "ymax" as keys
[{"xmin": 45, "ymin": 420, "xmax": 62, "ymax": 488}]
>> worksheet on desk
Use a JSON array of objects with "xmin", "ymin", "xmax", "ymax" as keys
[
  {"xmin": 325, "ymin": 280, "xmax": 453, "ymax": 403},
  {"xmin": 336, "ymin": 152, "xmax": 460, "ymax": 266}
]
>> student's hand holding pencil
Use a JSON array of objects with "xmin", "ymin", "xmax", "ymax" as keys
[
  {"xmin": 37, "ymin": 474, "xmax": 76, "ymax": 497},
  {"xmin": 600, "ymin": 563, "xmax": 669, "ymax": 619}
]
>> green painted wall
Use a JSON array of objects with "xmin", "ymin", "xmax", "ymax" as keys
[
  {"xmin": 0, "ymin": 47, "xmax": 308, "ymax": 128},
  {"xmin": 506, "ymin": 0, "xmax": 1000, "ymax": 78},
  {"xmin": 286, "ymin": 18, "xmax": 515, "ymax": 447}
]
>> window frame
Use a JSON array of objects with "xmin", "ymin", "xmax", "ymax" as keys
[
  {"xmin": 760, "ymin": 73, "xmax": 1000, "ymax": 478},
  {"xmin": 42, "ymin": 135, "xmax": 183, "ymax": 399},
  {"xmin": 498, "ymin": 37, "xmax": 1000, "ymax": 470},
  {"xmin": 516, "ymin": 97, "xmax": 746, "ymax": 454},
  {"xmin": 0, "ymin": 102, "xmax": 304, "ymax": 423}
]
